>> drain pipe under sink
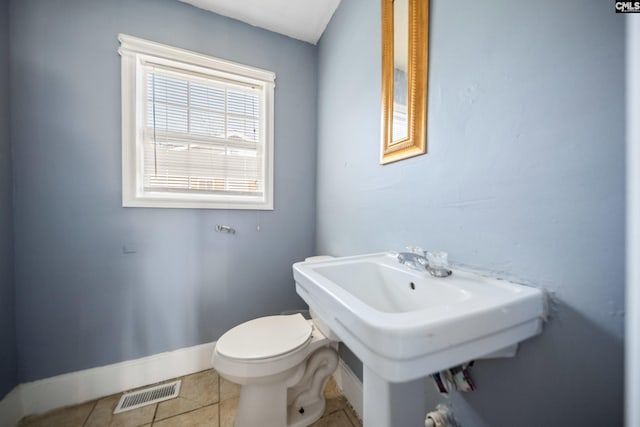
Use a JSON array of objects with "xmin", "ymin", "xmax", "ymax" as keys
[{"xmin": 425, "ymin": 405, "xmax": 454, "ymax": 427}]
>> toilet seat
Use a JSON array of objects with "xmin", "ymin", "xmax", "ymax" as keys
[{"xmin": 216, "ymin": 314, "xmax": 312, "ymax": 361}]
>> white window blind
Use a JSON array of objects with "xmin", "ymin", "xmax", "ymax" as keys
[
  {"xmin": 119, "ymin": 34, "xmax": 275, "ymax": 210},
  {"xmin": 143, "ymin": 66, "xmax": 262, "ymax": 196}
]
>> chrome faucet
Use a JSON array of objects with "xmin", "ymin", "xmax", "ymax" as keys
[
  {"xmin": 397, "ymin": 247, "xmax": 429, "ymax": 271},
  {"xmin": 397, "ymin": 247, "xmax": 452, "ymax": 277}
]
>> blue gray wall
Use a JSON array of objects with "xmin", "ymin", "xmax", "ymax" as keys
[
  {"xmin": 317, "ymin": 0, "xmax": 625, "ymax": 425},
  {"xmin": 11, "ymin": 0, "xmax": 316, "ymax": 382},
  {"xmin": 0, "ymin": 0, "xmax": 18, "ymax": 399}
]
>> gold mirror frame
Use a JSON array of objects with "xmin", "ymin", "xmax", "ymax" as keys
[{"xmin": 380, "ymin": 0, "xmax": 429, "ymax": 164}]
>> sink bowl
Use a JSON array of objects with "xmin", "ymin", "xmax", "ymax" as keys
[{"xmin": 293, "ymin": 252, "xmax": 547, "ymax": 383}]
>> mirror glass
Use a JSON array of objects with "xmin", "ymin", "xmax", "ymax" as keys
[
  {"xmin": 392, "ymin": 0, "xmax": 408, "ymax": 142},
  {"xmin": 380, "ymin": 0, "xmax": 429, "ymax": 165}
]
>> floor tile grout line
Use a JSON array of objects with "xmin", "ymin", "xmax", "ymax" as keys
[
  {"xmin": 81, "ymin": 399, "xmax": 98, "ymax": 427},
  {"xmin": 152, "ymin": 402, "xmax": 218, "ymax": 424},
  {"xmin": 19, "ymin": 371, "xmax": 360, "ymax": 427},
  {"xmin": 345, "ymin": 409, "xmax": 357, "ymax": 427},
  {"xmin": 152, "ymin": 372, "xmax": 219, "ymax": 423},
  {"xmin": 151, "ymin": 401, "xmax": 159, "ymax": 422}
]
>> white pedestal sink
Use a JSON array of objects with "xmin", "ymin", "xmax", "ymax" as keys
[{"xmin": 293, "ymin": 252, "xmax": 547, "ymax": 426}]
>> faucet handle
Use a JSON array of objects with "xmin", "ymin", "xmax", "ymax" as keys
[
  {"xmin": 426, "ymin": 251, "xmax": 452, "ymax": 277},
  {"xmin": 406, "ymin": 246, "xmax": 426, "ymax": 257},
  {"xmin": 427, "ymin": 251, "xmax": 449, "ymax": 268}
]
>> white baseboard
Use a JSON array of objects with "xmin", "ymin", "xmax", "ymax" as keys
[
  {"xmin": 0, "ymin": 387, "xmax": 23, "ymax": 427},
  {"xmin": 7, "ymin": 341, "xmax": 215, "ymax": 422},
  {"xmin": 1, "ymin": 342, "xmax": 364, "ymax": 426},
  {"xmin": 332, "ymin": 359, "xmax": 363, "ymax": 420}
]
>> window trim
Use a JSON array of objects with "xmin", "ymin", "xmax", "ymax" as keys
[{"xmin": 118, "ymin": 34, "xmax": 275, "ymax": 210}]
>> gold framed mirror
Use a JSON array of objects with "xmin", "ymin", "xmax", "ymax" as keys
[{"xmin": 380, "ymin": 0, "xmax": 429, "ymax": 164}]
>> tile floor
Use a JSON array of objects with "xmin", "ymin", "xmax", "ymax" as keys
[{"xmin": 17, "ymin": 370, "xmax": 362, "ymax": 427}]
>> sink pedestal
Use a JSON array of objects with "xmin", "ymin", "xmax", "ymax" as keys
[{"xmin": 363, "ymin": 366, "xmax": 426, "ymax": 427}]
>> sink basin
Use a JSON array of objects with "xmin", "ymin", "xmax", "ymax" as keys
[{"xmin": 293, "ymin": 252, "xmax": 547, "ymax": 383}]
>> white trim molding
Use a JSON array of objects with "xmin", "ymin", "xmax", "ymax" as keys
[
  {"xmin": 118, "ymin": 34, "xmax": 275, "ymax": 210},
  {"xmin": 332, "ymin": 359, "xmax": 363, "ymax": 420},
  {"xmin": 626, "ymin": 14, "xmax": 640, "ymax": 427},
  {"xmin": 0, "ymin": 342, "xmax": 365, "ymax": 425},
  {"xmin": 0, "ymin": 342, "xmax": 215, "ymax": 422},
  {"xmin": 0, "ymin": 387, "xmax": 23, "ymax": 427},
  {"xmin": 118, "ymin": 34, "xmax": 276, "ymax": 85}
]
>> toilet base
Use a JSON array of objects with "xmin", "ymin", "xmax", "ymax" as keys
[
  {"xmin": 234, "ymin": 384, "xmax": 326, "ymax": 427},
  {"xmin": 231, "ymin": 347, "xmax": 338, "ymax": 427},
  {"xmin": 287, "ymin": 399, "xmax": 325, "ymax": 427},
  {"xmin": 235, "ymin": 380, "xmax": 292, "ymax": 427}
]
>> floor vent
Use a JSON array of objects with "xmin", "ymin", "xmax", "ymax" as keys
[{"xmin": 114, "ymin": 380, "xmax": 181, "ymax": 414}]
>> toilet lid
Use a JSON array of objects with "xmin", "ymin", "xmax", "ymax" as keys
[{"xmin": 216, "ymin": 314, "xmax": 313, "ymax": 360}]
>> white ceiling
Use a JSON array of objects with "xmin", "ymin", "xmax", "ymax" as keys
[{"xmin": 178, "ymin": 0, "xmax": 342, "ymax": 45}]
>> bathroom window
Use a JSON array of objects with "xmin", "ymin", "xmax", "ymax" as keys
[{"xmin": 118, "ymin": 34, "xmax": 275, "ymax": 210}]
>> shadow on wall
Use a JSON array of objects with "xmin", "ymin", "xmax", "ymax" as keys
[{"xmin": 428, "ymin": 301, "xmax": 624, "ymax": 427}]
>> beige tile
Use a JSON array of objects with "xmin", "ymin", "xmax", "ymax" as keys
[
  {"xmin": 153, "ymin": 404, "xmax": 219, "ymax": 427},
  {"xmin": 18, "ymin": 400, "xmax": 95, "ymax": 427},
  {"xmin": 17, "ymin": 371, "xmax": 356, "ymax": 427},
  {"xmin": 155, "ymin": 396, "xmax": 202, "ymax": 421},
  {"xmin": 83, "ymin": 394, "xmax": 119, "ymax": 427},
  {"xmin": 219, "ymin": 377, "xmax": 241, "ymax": 401},
  {"xmin": 323, "ymin": 379, "xmax": 361, "ymax": 427},
  {"xmin": 155, "ymin": 370, "xmax": 220, "ymax": 421},
  {"xmin": 110, "ymin": 406, "xmax": 157, "ymax": 427},
  {"xmin": 323, "ymin": 377, "xmax": 342, "ymax": 400},
  {"xmin": 311, "ymin": 410, "xmax": 354, "ymax": 427},
  {"xmin": 179, "ymin": 370, "xmax": 219, "ymax": 406},
  {"xmin": 344, "ymin": 403, "xmax": 362, "ymax": 427},
  {"xmin": 84, "ymin": 394, "xmax": 156, "ymax": 427},
  {"xmin": 323, "ymin": 394, "xmax": 347, "ymax": 417},
  {"xmin": 322, "ymin": 377, "xmax": 347, "ymax": 416},
  {"xmin": 219, "ymin": 397, "xmax": 238, "ymax": 427}
]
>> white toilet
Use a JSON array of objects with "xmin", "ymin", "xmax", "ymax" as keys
[{"xmin": 211, "ymin": 258, "xmax": 339, "ymax": 427}]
